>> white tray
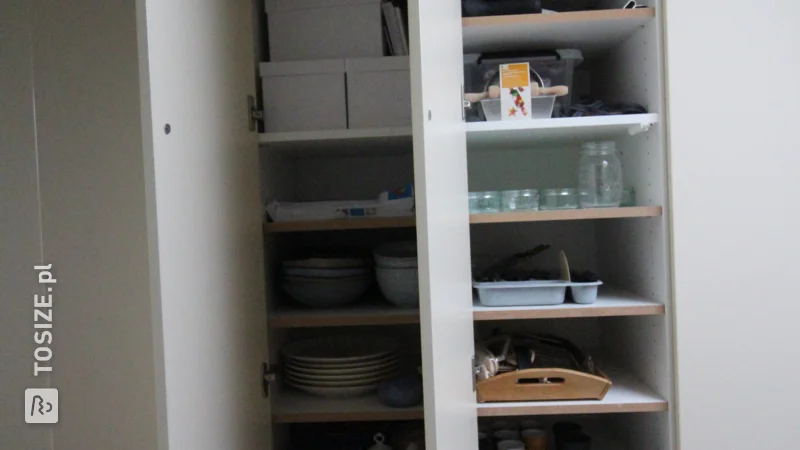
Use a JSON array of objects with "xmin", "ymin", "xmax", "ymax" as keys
[{"xmin": 473, "ymin": 279, "xmax": 603, "ymax": 307}]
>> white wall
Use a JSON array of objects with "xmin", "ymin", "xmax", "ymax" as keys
[
  {"xmin": 24, "ymin": 0, "xmax": 162, "ymax": 448},
  {"xmin": 665, "ymin": 0, "xmax": 800, "ymax": 448}
]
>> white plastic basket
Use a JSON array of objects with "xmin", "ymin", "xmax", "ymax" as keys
[{"xmin": 481, "ymin": 96, "xmax": 556, "ymax": 121}]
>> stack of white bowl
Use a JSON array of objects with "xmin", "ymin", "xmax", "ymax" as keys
[
  {"xmin": 282, "ymin": 336, "xmax": 399, "ymax": 398},
  {"xmin": 282, "ymin": 257, "xmax": 371, "ymax": 308},
  {"xmin": 374, "ymin": 242, "xmax": 419, "ymax": 308}
]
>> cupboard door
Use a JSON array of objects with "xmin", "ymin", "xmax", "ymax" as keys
[
  {"xmin": 665, "ymin": 1, "xmax": 800, "ymax": 448},
  {"xmin": 137, "ymin": 1, "xmax": 270, "ymax": 449},
  {"xmin": 408, "ymin": 1, "xmax": 478, "ymax": 450}
]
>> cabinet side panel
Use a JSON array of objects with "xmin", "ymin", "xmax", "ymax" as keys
[
  {"xmin": 408, "ymin": 0, "xmax": 478, "ymax": 449},
  {"xmin": 0, "ymin": 1, "xmax": 51, "ymax": 449},
  {"xmin": 595, "ymin": 6, "xmax": 674, "ymax": 450},
  {"xmin": 665, "ymin": 0, "xmax": 800, "ymax": 449},
  {"xmin": 28, "ymin": 0, "xmax": 161, "ymax": 449}
]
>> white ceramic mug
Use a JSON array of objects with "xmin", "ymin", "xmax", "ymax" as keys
[
  {"xmin": 496, "ymin": 439, "xmax": 525, "ymax": 450},
  {"xmin": 493, "ymin": 430, "xmax": 521, "ymax": 442}
]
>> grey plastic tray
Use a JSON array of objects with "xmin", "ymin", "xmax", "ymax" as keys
[{"xmin": 473, "ymin": 279, "xmax": 603, "ymax": 307}]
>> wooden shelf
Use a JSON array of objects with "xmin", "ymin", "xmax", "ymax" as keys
[
  {"xmin": 264, "ymin": 216, "xmax": 416, "ymax": 232},
  {"xmin": 473, "ymin": 287, "xmax": 664, "ymax": 321},
  {"xmin": 259, "ymin": 127, "xmax": 412, "ymax": 157},
  {"xmin": 471, "ymin": 206, "xmax": 662, "ymax": 224},
  {"xmin": 476, "ymin": 371, "xmax": 667, "ymax": 417},
  {"xmin": 462, "ymin": 8, "xmax": 655, "ymax": 56},
  {"xmin": 272, "ymin": 389, "xmax": 423, "ymax": 423},
  {"xmin": 265, "ymin": 207, "xmax": 661, "ymax": 232},
  {"xmin": 268, "ymin": 288, "xmax": 662, "ymax": 327},
  {"xmin": 269, "ymin": 302, "xmax": 419, "ymax": 328},
  {"xmin": 466, "ymin": 114, "xmax": 659, "ymax": 147}
]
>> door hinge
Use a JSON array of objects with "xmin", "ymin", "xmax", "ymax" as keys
[
  {"xmin": 248, "ymin": 95, "xmax": 264, "ymax": 132},
  {"xmin": 262, "ymin": 362, "xmax": 277, "ymax": 398},
  {"xmin": 461, "ymin": 84, "xmax": 467, "ymax": 121}
]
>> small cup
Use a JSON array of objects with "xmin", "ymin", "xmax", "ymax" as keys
[
  {"xmin": 519, "ymin": 419, "xmax": 543, "ymax": 430},
  {"xmin": 501, "ymin": 189, "xmax": 539, "ymax": 211},
  {"xmin": 478, "ymin": 432, "xmax": 493, "ymax": 450},
  {"xmin": 474, "ymin": 191, "xmax": 501, "ymax": 213},
  {"xmin": 493, "ymin": 430, "xmax": 520, "ymax": 442},
  {"xmin": 520, "ymin": 429, "xmax": 547, "ymax": 450},
  {"xmin": 490, "ymin": 420, "xmax": 517, "ymax": 431},
  {"xmin": 496, "ymin": 439, "xmax": 525, "ymax": 450}
]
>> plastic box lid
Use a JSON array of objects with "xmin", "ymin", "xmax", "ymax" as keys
[{"xmin": 345, "ymin": 56, "xmax": 410, "ymax": 72}]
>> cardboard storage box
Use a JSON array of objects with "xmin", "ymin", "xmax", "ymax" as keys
[
  {"xmin": 346, "ymin": 56, "xmax": 410, "ymax": 129},
  {"xmin": 259, "ymin": 59, "xmax": 347, "ymax": 133},
  {"xmin": 267, "ymin": 0, "xmax": 383, "ymax": 62}
]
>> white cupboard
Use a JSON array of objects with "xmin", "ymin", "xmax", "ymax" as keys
[{"xmin": 3, "ymin": 0, "xmax": 800, "ymax": 449}]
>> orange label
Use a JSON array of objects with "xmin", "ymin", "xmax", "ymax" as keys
[{"xmin": 500, "ymin": 63, "xmax": 530, "ymax": 89}]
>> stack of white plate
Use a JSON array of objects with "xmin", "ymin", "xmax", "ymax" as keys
[
  {"xmin": 282, "ymin": 257, "xmax": 371, "ymax": 308},
  {"xmin": 282, "ymin": 336, "xmax": 399, "ymax": 397}
]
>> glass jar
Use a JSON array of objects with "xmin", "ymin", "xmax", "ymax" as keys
[
  {"xmin": 540, "ymin": 188, "xmax": 579, "ymax": 210},
  {"xmin": 501, "ymin": 189, "xmax": 539, "ymax": 211},
  {"xmin": 473, "ymin": 191, "xmax": 501, "ymax": 213},
  {"xmin": 468, "ymin": 192, "xmax": 480, "ymax": 214},
  {"xmin": 578, "ymin": 141, "xmax": 623, "ymax": 208}
]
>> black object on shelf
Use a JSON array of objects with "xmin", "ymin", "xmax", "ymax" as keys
[
  {"xmin": 557, "ymin": 432, "xmax": 592, "ymax": 450},
  {"xmin": 462, "ymin": 0, "xmax": 542, "ymax": 17}
]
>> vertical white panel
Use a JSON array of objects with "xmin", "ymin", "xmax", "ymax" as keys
[
  {"xmin": 408, "ymin": 1, "xmax": 478, "ymax": 450},
  {"xmin": 137, "ymin": 0, "xmax": 270, "ymax": 449},
  {"xmin": 27, "ymin": 0, "xmax": 162, "ymax": 449},
  {"xmin": 665, "ymin": 0, "xmax": 800, "ymax": 449},
  {"xmin": 0, "ymin": 2, "xmax": 51, "ymax": 449}
]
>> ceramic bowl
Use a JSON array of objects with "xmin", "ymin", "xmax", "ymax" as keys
[
  {"xmin": 283, "ymin": 275, "xmax": 370, "ymax": 307},
  {"xmin": 374, "ymin": 242, "xmax": 418, "ymax": 268},
  {"xmin": 283, "ymin": 266, "xmax": 371, "ymax": 278},
  {"xmin": 377, "ymin": 374, "xmax": 423, "ymax": 408},
  {"xmin": 375, "ymin": 267, "xmax": 419, "ymax": 307}
]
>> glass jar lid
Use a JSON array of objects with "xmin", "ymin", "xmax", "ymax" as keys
[{"xmin": 581, "ymin": 141, "xmax": 616, "ymax": 155}]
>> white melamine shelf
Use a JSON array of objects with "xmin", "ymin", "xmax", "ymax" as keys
[
  {"xmin": 269, "ymin": 302, "xmax": 419, "ymax": 328},
  {"xmin": 477, "ymin": 372, "xmax": 667, "ymax": 417},
  {"xmin": 259, "ymin": 127, "xmax": 412, "ymax": 156},
  {"xmin": 272, "ymin": 389, "xmax": 423, "ymax": 423},
  {"xmin": 462, "ymin": 8, "xmax": 655, "ymax": 55},
  {"xmin": 269, "ymin": 288, "xmax": 662, "ymax": 328},
  {"xmin": 473, "ymin": 287, "xmax": 664, "ymax": 321},
  {"xmin": 466, "ymin": 114, "xmax": 659, "ymax": 147}
]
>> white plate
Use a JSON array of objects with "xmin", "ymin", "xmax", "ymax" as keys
[
  {"xmin": 285, "ymin": 372, "xmax": 393, "ymax": 387},
  {"xmin": 286, "ymin": 353, "xmax": 398, "ymax": 371},
  {"xmin": 282, "ymin": 336, "xmax": 397, "ymax": 364},
  {"xmin": 286, "ymin": 379, "xmax": 378, "ymax": 397},
  {"xmin": 286, "ymin": 359, "xmax": 398, "ymax": 377},
  {"xmin": 285, "ymin": 364, "xmax": 398, "ymax": 382}
]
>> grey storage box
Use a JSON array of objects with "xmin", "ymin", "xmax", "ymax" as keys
[
  {"xmin": 259, "ymin": 60, "xmax": 347, "ymax": 133},
  {"xmin": 346, "ymin": 56, "xmax": 411, "ymax": 128},
  {"xmin": 267, "ymin": 0, "xmax": 383, "ymax": 62}
]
